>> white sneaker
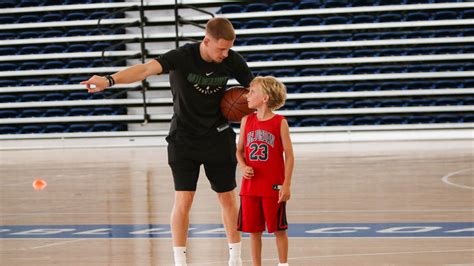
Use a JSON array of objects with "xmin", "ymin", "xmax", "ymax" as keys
[{"xmin": 228, "ymin": 258, "xmax": 242, "ymax": 266}]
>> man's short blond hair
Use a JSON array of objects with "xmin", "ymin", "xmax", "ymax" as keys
[
  {"xmin": 251, "ymin": 76, "xmax": 287, "ymax": 110},
  {"xmin": 205, "ymin": 17, "xmax": 235, "ymax": 41}
]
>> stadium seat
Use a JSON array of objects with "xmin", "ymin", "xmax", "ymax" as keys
[
  {"xmin": 246, "ymin": 53, "xmax": 271, "ymax": 62},
  {"xmin": 406, "ymin": 81, "xmax": 433, "ymax": 90},
  {"xmin": 325, "ymin": 84, "xmax": 352, "ymax": 92},
  {"xmin": 353, "ymin": 99, "xmax": 378, "ymax": 108},
  {"xmin": 0, "ymin": 16, "xmax": 16, "ymax": 24},
  {"xmin": 0, "ymin": 95, "xmax": 17, "ymax": 103},
  {"xmin": 44, "ymin": 124, "xmax": 66, "ymax": 133},
  {"xmin": 0, "ymin": 47, "xmax": 17, "ymax": 56},
  {"xmin": 44, "ymin": 108, "xmax": 67, "ymax": 117},
  {"xmin": 406, "ymin": 99, "xmax": 432, "ymax": 106},
  {"xmin": 18, "ymin": 0, "xmax": 43, "ymax": 7},
  {"xmin": 298, "ymin": 51, "xmax": 323, "ymax": 59},
  {"xmin": 68, "ymin": 92, "xmax": 89, "ymax": 100},
  {"xmin": 280, "ymin": 101, "xmax": 298, "ymax": 110},
  {"xmin": 300, "ymin": 84, "xmax": 324, "ymax": 92},
  {"xmin": 434, "ymin": 97, "xmax": 461, "ymax": 106},
  {"xmin": 41, "ymin": 30, "xmax": 64, "ymax": 38},
  {"xmin": 325, "ymin": 117, "xmax": 352, "ymax": 126},
  {"xmin": 299, "ymin": 34, "xmax": 323, "ymax": 43},
  {"xmin": 19, "ymin": 62, "xmax": 42, "ymax": 70},
  {"xmin": 379, "ymin": 82, "xmax": 407, "ymax": 91},
  {"xmin": 323, "ymin": 0, "xmax": 350, "ymax": 8},
  {"xmin": 436, "ymin": 64, "xmax": 462, "ymax": 72},
  {"xmin": 67, "ymin": 59, "xmax": 91, "ymax": 68},
  {"xmin": 0, "ymin": 63, "xmax": 18, "ymax": 71},
  {"xmin": 352, "ymin": 83, "xmax": 380, "ymax": 91},
  {"xmin": 21, "ymin": 93, "xmax": 43, "ymax": 102},
  {"xmin": 44, "ymin": 93, "xmax": 66, "ymax": 101},
  {"xmin": 270, "ymin": 2, "xmax": 295, "ymax": 11},
  {"xmin": 298, "ymin": 100, "xmax": 324, "ymax": 109},
  {"xmin": 298, "ymin": 117, "xmax": 325, "ymax": 127},
  {"xmin": 406, "ymin": 115, "xmax": 433, "ymax": 124},
  {"xmin": 89, "ymin": 11, "xmax": 109, "ymax": 20},
  {"xmin": 42, "ymin": 61, "xmax": 64, "ymax": 70},
  {"xmin": 405, "ymin": 12, "xmax": 430, "ymax": 21},
  {"xmin": 270, "ymin": 19, "xmax": 295, "ymax": 27},
  {"xmin": 41, "ymin": 12, "xmax": 63, "ymax": 22},
  {"xmin": 378, "ymin": 115, "xmax": 406, "ymax": 125},
  {"xmin": 244, "ymin": 37, "xmax": 269, "ymax": 45},
  {"xmin": 352, "ymin": 116, "xmax": 377, "ymax": 125},
  {"xmin": 323, "ymin": 16, "xmax": 349, "ymax": 25},
  {"xmin": 462, "ymin": 114, "xmax": 474, "ymax": 122},
  {"xmin": 433, "ymin": 11, "xmax": 459, "ymax": 20},
  {"xmin": 352, "ymin": 15, "xmax": 375, "ymax": 24},
  {"xmin": 217, "ymin": 4, "xmax": 243, "ymax": 14},
  {"xmin": 66, "ymin": 44, "xmax": 89, "ymax": 53},
  {"xmin": 434, "ymin": 114, "xmax": 461, "ymax": 123},
  {"xmin": 92, "ymin": 107, "xmax": 116, "ymax": 116},
  {"xmin": 42, "ymin": 44, "xmax": 66, "ymax": 54},
  {"xmin": 378, "ymin": 99, "xmax": 405, "ymax": 107},
  {"xmin": 0, "ymin": 126, "xmax": 18, "ymax": 134},
  {"xmin": 0, "ymin": 110, "xmax": 18, "ymax": 118},
  {"xmin": 299, "ymin": 68, "xmax": 324, "ymax": 76},
  {"xmin": 433, "ymin": 80, "xmax": 460, "ymax": 89},
  {"xmin": 65, "ymin": 29, "xmax": 88, "ymax": 37},
  {"xmin": 17, "ymin": 14, "xmax": 40, "ymax": 23},
  {"xmin": 297, "ymin": 1, "xmax": 321, "ymax": 9},
  {"xmin": 69, "ymin": 108, "xmax": 91, "ymax": 116},
  {"xmin": 0, "ymin": 33, "xmax": 16, "ymax": 40},
  {"xmin": 67, "ymin": 124, "xmax": 91, "ymax": 133},
  {"xmin": 325, "ymin": 67, "xmax": 351, "ymax": 75},
  {"xmin": 64, "ymin": 12, "xmax": 88, "ymax": 21},
  {"xmin": 0, "ymin": 80, "xmax": 17, "ymax": 87},
  {"xmin": 296, "ymin": 17, "xmax": 321, "ymax": 26},
  {"xmin": 244, "ymin": 3, "xmax": 269, "ymax": 12},
  {"xmin": 272, "ymin": 52, "xmax": 296, "ymax": 61},
  {"xmin": 270, "ymin": 36, "xmax": 295, "ymax": 44},
  {"xmin": 244, "ymin": 20, "xmax": 270, "ymax": 29},
  {"xmin": 0, "ymin": 0, "xmax": 16, "ymax": 8},
  {"xmin": 462, "ymin": 10, "xmax": 474, "ymax": 19},
  {"xmin": 19, "ymin": 31, "xmax": 40, "ymax": 39},
  {"xmin": 20, "ymin": 125, "xmax": 43, "ymax": 134},
  {"xmin": 21, "ymin": 79, "xmax": 43, "ymax": 86},
  {"xmin": 325, "ymin": 100, "xmax": 351, "ymax": 109},
  {"xmin": 462, "ymin": 97, "xmax": 474, "ymax": 105},
  {"xmin": 18, "ymin": 46, "xmax": 41, "ymax": 55},
  {"xmin": 20, "ymin": 109, "xmax": 43, "ymax": 118},
  {"xmin": 377, "ymin": 13, "xmax": 403, "ymax": 22},
  {"xmin": 44, "ymin": 78, "xmax": 66, "ymax": 85},
  {"xmin": 91, "ymin": 123, "xmax": 114, "ymax": 132}
]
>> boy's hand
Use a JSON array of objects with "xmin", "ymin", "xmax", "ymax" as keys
[
  {"xmin": 278, "ymin": 184, "xmax": 291, "ymax": 203},
  {"xmin": 242, "ymin": 166, "xmax": 254, "ymax": 179}
]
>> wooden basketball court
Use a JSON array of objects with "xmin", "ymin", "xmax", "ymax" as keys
[{"xmin": 1, "ymin": 139, "xmax": 473, "ymax": 265}]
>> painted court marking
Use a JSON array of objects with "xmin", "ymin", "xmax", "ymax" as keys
[{"xmin": 442, "ymin": 169, "xmax": 474, "ymax": 190}]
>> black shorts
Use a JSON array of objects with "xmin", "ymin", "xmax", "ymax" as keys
[{"xmin": 166, "ymin": 126, "xmax": 237, "ymax": 192}]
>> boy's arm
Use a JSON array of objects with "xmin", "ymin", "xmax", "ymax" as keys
[
  {"xmin": 279, "ymin": 118, "xmax": 294, "ymax": 202},
  {"xmin": 81, "ymin": 59, "xmax": 163, "ymax": 93},
  {"xmin": 236, "ymin": 116, "xmax": 253, "ymax": 178}
]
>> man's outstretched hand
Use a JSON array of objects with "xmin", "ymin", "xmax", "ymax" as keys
[{"xmin": 80, "ymin": 75, "xmax": 108, "ymax": 93}]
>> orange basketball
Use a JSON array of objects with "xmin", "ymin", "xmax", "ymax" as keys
[
  {"xmin": 32, "ymin": 178, "xmax": 47, "ymax": 191},
  {"xmin": 220, "ymin": 86, "xmax": 254, "ymax": 122}
]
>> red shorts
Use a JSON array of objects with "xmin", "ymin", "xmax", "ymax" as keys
[{"xmin": 238, "ymin": 195, "xmax": 288, "ymax": 233}]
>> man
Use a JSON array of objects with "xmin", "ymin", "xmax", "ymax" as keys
[{"xmin": 81, "ymin": 17, "xmax": 253, "ymax": 266}]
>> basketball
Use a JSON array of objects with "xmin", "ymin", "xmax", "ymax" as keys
[{"xmin": 220, "ymin": 86, "xmax": 254, "ymax": 122}]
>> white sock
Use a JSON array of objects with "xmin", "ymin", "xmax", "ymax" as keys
[
  {"xmin": 173, "ymin": 246, "xmax": 187, "ymax": 266},
  {"xmin": 228, "ymin": 242, "xmax": 242, "ymax": 266},
  {"xmin": 278, "ymin": 263, "xmax": 289, "ymax": 266}
]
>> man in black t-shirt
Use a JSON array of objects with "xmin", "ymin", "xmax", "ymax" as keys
[{"xmin": 81, "ymin": 17, "xmax": 253, "ymax": 266}]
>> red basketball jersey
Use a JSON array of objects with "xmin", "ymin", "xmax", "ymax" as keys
[{"xmin": 240, "ymin": 113, "xmax": 286, "ymax": 198}]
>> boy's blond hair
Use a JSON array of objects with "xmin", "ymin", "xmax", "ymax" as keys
[{"xmin": 251, "ymin": 76, "xmax": 287, "ymax": 110}]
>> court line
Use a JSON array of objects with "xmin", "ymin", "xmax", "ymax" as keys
[
  {"xmin": 28, "ymin": 238, "xmax": 87, "ymax": 250},
  {"xmin": 1, "ymin": 208, "xmax": 473, "ymax": 217},
  {"xmin": 192, "ymin": 248, "xmax": 474, "ymax": 265},
  {"xmin": 442, "ymin": 169, "xmax": 474, "ymax": 190}
]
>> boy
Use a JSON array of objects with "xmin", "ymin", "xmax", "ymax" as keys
[{"xmin": 236, "ymin": 76, "xmax": 294, "ymax": 266}]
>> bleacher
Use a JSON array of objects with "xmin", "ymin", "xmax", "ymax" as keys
[{"xmin": 0, "ymin": 0, "xmax": 473, "ymax": 145}]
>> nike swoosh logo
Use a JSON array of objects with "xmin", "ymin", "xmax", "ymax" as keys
[{"xmin": 205, "ymin": 72, "xmax": 213, "ymax": 76}]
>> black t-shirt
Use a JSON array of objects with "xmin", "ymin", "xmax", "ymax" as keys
[{"xmin": 155, "ymin": 42, "xmax": 254, "ymax": 137}]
